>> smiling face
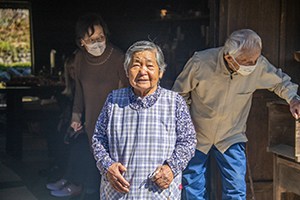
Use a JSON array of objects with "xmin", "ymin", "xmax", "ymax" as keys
[{"xmin": 128, "ymin": 50, "xmax": 163, "ymax": 97}]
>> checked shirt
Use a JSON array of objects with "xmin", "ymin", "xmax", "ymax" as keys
[{"xmin": 92, "ymin": 86, "xmax": 196, "ymax": 199}]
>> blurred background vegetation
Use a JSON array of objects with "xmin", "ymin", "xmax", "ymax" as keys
[{"xmin": 0, "ymin": 8, "xmax": 32, "ymax": 71}]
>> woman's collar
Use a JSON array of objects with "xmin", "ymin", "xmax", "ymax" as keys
[{"xmin": 129, "ymin": 86, "xmax": 161, "ymax": 109}]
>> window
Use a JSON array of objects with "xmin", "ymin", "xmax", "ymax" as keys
[{"xmin": 0, "ymin": 1, "xmax": 34, "ymax": 81}]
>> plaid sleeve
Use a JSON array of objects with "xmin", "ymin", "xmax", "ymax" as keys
[
  {"xmin": 165, "ymin": 94, "xmax": 197, "ymax": 176},
  {"xmin": 92, "ymin": 93, "xmax": 115, "ymax": 176}
]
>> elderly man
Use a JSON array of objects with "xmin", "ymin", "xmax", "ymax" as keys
[{"xmin": 172, "ymin": 29, "xmax": 300, "ymax": 199}]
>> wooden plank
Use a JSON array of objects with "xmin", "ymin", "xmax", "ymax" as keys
[
  {"xmin": 296, "ymin": 120, "xmax": 300, "ymax": 162},
  {"xmin": 268, "ymin": 144, "xmax": 295, "ymax": 160},
  {"xmin": 246, "ymin": 181, "xmax": 273, "ymax": 200},
  {"xmin": 247, "ymin": 181, "xmax": 273, "ymax": 192},
  {"xmin": 267, "ymin": 102, "xmax": 294, "ymax": 148},
  {"xmin": 278, "ymin": 163, "xmax": 300, "ymax": 195},
  {"xmin": 274, "ymin": 155, "xmax": 282, "ymax": 200},
  {"xmin": 274, "ymin": 155, "xmax": 300, "ymax": 199},
  {"xmin": 279, "ymin": 0, "xmax": 287, "ymax": 68},
  {"xmin": 247, "ymin": 92, "xmax": 274, "ymax": 181}
]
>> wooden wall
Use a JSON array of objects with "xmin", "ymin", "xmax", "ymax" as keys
[{"xmin": 218, "ymin": 0, "xmax": 300, "ymax": 199}]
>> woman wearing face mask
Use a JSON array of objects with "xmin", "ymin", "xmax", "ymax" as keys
[
  {"xmin": 47, "ymin": 13, "xmax": 129, "ymax": 199},
  {"xmin": 71, "ymin": 13, "xmax": 129, "ymax": 143},
  {"xmin": 72, "ymin": 12, "xmax": 129, "ymax": 198}
]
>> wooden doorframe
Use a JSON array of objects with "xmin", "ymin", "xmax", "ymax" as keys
[
  {"xmin": 208, "ymin": 0, "xmax": 220, "ymax": 47},
  {"xmin": 279, "ymin": 0, "xmax": 287, "ymax": 69}
]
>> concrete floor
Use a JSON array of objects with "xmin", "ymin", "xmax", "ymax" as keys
[{"xmin": 0, "ymin": 118, "xmax": 76, "ymax": 200}]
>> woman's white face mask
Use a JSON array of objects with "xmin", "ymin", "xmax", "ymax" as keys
[
  {"xmin": 85, "ymin": 41, "xmax": 106, "ymax": 57},
  {"xmin": 231, "ymin": 56, "xmax": 257, "ymax": 76}
]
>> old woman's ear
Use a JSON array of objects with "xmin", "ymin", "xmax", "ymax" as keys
[{"xmin": 159, "ymin": 70, "xmax": 164, "ymax": 79}]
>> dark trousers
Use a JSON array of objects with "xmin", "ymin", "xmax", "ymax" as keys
[{"xmin": 64, "ymin": 132, "xmax": 100, "ymax": 193}]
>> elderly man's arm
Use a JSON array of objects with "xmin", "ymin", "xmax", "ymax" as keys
[
  {"xmin": 92, "ymin": 94, "xmax": 115, "ymax": 175},
  {"xmin": 165, "ymin": 94, "xmax": 197, "ymax": 176},
  {"xmin": 258, "ymin": 57, "xmax": 300, "ymax": 119},
  {"xmin": 172, "ymin": 58, "xmax": 199, "ymax": 107},
  {"xmin": 268, "ymin": 69, "xmax": 300, "ymax": 119}
]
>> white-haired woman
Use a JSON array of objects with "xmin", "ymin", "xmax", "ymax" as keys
[{"xmin": 92, "ymin": 40, "xmax": 196, "ymax": 199}]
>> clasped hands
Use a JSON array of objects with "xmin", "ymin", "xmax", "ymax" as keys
[{"xmin": 106, "ymin": 162, "xmax": 174, "ymax": 193}]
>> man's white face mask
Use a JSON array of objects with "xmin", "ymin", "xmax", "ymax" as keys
[
  {"xmin": 231, "ymin": 56, "xmax": 257, "ymax": 76},
  {"xmin": 86, "ymin": 41, "xmax": 106, "ymax": 57}
]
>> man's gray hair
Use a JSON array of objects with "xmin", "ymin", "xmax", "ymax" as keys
[
  {"xmin": 124, "ymin": 40, "xmax": 167, "ymax": 75},
  {"xmin": 223, "ymin": 29, "xmax": 262, "ymax": 58}
]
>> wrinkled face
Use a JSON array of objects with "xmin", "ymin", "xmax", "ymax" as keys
[
  {"xmin": 224, "ymin": 48, "xmax": 261, "ymax": 71},
  {"xmin": 128, "ymin": 50, "xmax": 163, "ymax": 97}
]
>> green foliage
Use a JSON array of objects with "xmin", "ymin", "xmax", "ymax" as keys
[
  {"xmin": 0, "ymin": 62, "xmax": 31, "ymax": 71},
  {"xmin": 0, "ymin": 41, "xmax": 13, "ymax": 51},
  {"xmin": 0, "ymin": 8, "xmax": 32, "ymax": 67}
]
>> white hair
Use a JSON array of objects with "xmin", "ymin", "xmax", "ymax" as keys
[
  {"xmin": 123, "ymin": 40, "xmax": 167, "ymax": 75},
  {"xmin": 223, "ymin": 29, "xmax": 262, "ymax": 58}
]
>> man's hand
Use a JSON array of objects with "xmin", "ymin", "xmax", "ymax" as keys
[
  {"xmin": 107, "ymin": 162, "xmax": 130, "ymax": 193},
  {"xmin": 151, "ymin": 164, "xmax": 174, "ymax": 190},
  {"xmin": 290, "ymin": 96, "xmax": 300, "ymax": 119}
]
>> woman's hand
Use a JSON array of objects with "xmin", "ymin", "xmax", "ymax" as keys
[
  {"xmin": 107, "ymin": 162, "xmax": 130, "ymax": 193},
  {"xmin": 70, "ymin": 121, "xmax": 83, "ymax": 132},
  {"xmin": 151, "ymin": 164, "xmax": 174, "ymax": 190}
]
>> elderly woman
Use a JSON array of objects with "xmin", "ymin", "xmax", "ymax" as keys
[{"xmin": 92, "ymin": 40, "xmax": 196, "ymax": 199}]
